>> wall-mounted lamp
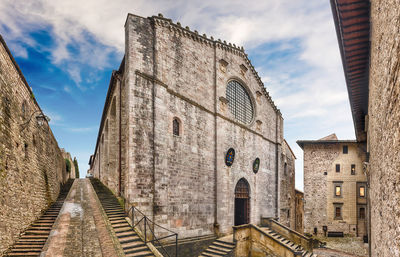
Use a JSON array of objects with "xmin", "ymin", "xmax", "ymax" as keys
[
  {"xmin": 20, "ymin": 110, "xmax": 50, "ymax": 130},
  {"xmin": 35, "ymin": 112, "xmax": 50, "ymax": 126}
]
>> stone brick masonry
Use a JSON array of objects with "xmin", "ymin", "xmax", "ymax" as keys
[
  {"xmin": 0, "ymin": 36, "xmax": 66, "ymax": 256},
  {"xmin": 279, "ymin": 140, "xmax": 296, "ymax": 229},
  {"xmin": 368, "ymin": 0, "xmax": 400, "ymax": 255}
]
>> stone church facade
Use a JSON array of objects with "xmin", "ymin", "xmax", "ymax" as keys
[{"xmin": 89, "ymin": 13, "xmax": 295, "ymax": 239}]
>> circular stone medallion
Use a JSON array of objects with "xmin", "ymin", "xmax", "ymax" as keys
[
  {"xmin": 253, "ymin": 158, "xmax": 260, "ymax": 173},
  {"xmin": 225, "ymin": 148, "xmax": 235, "ymax": 166}
]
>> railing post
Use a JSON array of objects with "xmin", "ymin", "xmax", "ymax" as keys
[
  {"xmin": 144, "ymin": 217, "xmax": 147, "ymax": 243},
  {"xmin": 131, "ymin": 208, "xmax": 134, "ymax": 226},
  {"xmin": 175, "ymin": 234, "xmax": 178, "ymax": 257}
]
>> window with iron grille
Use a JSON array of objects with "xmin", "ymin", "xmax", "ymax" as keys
[
  {"xmin": 359, "ymin": 207, "xmax": 365, "ymax": 219},
  {"xmin": 335, "ymin": 206, "xmax": 342, "ymax": 219},
  {"xmin": 226, "ymin": 80, "xmax": 254, "ymax": 124}
]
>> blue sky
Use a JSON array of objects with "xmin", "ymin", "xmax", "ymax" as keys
[{"xmin": 0, "ymin": 0, "xmax": 354, "ymax": 189}]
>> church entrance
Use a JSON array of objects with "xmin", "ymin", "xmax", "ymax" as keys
[{"xmin": 234, "ymin": 178, "xmax": 250, "ymax": 226}]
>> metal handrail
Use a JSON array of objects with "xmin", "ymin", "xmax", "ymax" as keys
[{"xmin": 128, "ymin": 206, "xmax": 178, "ymax": 257}]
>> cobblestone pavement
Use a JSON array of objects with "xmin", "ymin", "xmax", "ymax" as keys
[
  {"xmin": 41, "ymin": 179, "xmax": 119, "ymax": 257},
  {"xmin": 313, "ymin": 236, "xmax": 368, "ymax": 257}
]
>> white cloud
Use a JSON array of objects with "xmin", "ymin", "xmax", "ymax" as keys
[
  {"xmin": 63, "ymin": 85, "xmax": 71, "ymax": 93},
  {"xmin": 0, "ymin": 0, "xmax": 356, "ymax": 190},
  {"xmin": 65, "ymin": 126, "xmax": 97, "ymax": 133}
]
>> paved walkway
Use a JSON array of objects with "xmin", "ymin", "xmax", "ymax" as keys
[{"xmin": 41, "ymin": 179, "xmax": 119, "ymax": 257}]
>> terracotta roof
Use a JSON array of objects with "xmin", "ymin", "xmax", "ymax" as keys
[
  {"xmin": 330, "ymin": 0, "xmax": 370, "ymax": 142},
  {"xmin": 296, "ymin": 139, "xmax": 357, "ymax": 149},
  {"xmin": 318, "ymin": 133, "xmax": 338, "ymax": 141}
]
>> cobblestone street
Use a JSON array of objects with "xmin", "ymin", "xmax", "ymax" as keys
[
  {"xmin": 313, "ymin": 236, "xmax": 368, "ymax": 257},
  {"xmin": 41, "ymin": 179, "xmax": 119, "ymax": 257}
]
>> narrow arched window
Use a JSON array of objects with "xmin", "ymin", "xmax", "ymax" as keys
[
  {"xmin": 22, "ymin": 100, "xmax": 27, "ymax": 119},
  {"xmin": 173, "ymin": 118, "xmax": 180, "ymax": 136}
]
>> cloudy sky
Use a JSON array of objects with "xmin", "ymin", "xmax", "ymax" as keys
[{"xmin": 0, "ymin": 0, "xmax": 354, "ymax": 189}]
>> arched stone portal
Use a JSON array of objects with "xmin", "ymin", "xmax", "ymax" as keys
[{"xmin": 234, "ymin": 178, "xmax": 250, "ymax": 226}]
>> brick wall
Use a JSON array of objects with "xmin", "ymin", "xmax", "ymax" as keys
[
  {"xmin": 0, "ymin": 36, "xmax": 66, "ymax": 256},
  {"xmin": 369, "ymin": 0, "xmax": 400, "ymax": 255}
]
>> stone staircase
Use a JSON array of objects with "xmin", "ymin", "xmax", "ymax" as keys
[
  {"xmin": 199, "ymin": 235, "xmax": 235, "ymax": 257},
  {"xmin": 90, "ymin": 178, "xmax": 155, "ymax": 257},
  {"xmin": 5, "ymin": 179, "xmax": 74, "ymax": 257},
  {"xmin": 260, "ymin": 227, "xmax": 317, "ymax": 257}
]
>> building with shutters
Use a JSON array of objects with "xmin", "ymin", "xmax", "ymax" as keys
[{"xmin": 297, "ymin": 134, "xmax": 368, "ymax": 238}]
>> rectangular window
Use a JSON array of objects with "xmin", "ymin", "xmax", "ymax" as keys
[
  {"xmin": 359, "ymin": 207, "xmax": 365, "ymax": 219},
  {"xmin": 351, "ymin": 164, "xmax": 356, "ymax": 175},
  {"xmin": 335, "ymin": 207, "xmax": 341, "ymax": 219},
  {"xmin": 359, "ymin": 186, "xmax": 365, "ymax": 197},
  {"xmin": 343, "ymin": 145, "xmax": 348, "ymax": 154},
  {"xmin": 335, "ymin": 186, "xmax": 341, "ymax": 197},
  {"xmin": 336, "ymin": 164, "xmax": 340, "ymax": 172}
]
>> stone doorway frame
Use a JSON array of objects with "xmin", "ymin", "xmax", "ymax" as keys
[{"xmin": 234, "ymin": 178, "xmax": 250, "ymax": 226}]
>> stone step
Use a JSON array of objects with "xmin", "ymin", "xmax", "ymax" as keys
[
  {"xmin": 122, "ymin": 241, "xmax": 146, "ymax": 250},
  {"xmin": 20, "ymin": 235, "xmax": 48, "ymax": 239},
  {"xmin": 12, "ymin": 244, "xmax": 42, "ymax": 249},
  {"xmin": 125, "ymin": 251, "xmax": 154, "ymax": 257},
  {"xmin": 125, "ymin": 248, "xmax": 154, "ymax": 257},
  {"xmin": 113, "ymin": 224, "xmax": 132, "ymax": 229},
  {"xmin": 25, "ymin": 230, "xmax": 50, "ymax": 235},
  {"xmin": 6, "ymin": 252, "xmax": 40, "ymax": 256},
  {"xmin": 9, "ymin": 248, "xmax": 41, "ymax": 253},
  {"xmin": 200, "ymin": 252, "xmax": 222, "ymax": 257},
  {"xmin": 116, "ymin": 231, "xmax": 137, "ymax": 239},
  {"xmin": 120, "ymin": 236, "xmax": 142, "ymax": 245},
  {"xmin": 205, "ymin": 247, "xmax": 229, "ymax": 256},
  {"xmin": 213, "ymin": 241, "xmax": 235, "ymax": 250},
  {"xmin": 209, "ymin": 245, "xmax": 231, "ymax": 254},
  {"xmin": 114, "ymin": 227, "xmax": 133, "ymax": 233}
]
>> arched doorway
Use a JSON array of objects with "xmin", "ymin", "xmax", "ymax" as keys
[{"xmin": 234, "ymin": 178, "xmax": 250, "ymax": 226}]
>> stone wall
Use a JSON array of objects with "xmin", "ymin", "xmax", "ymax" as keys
[
  {"xmin": 0, "ymin": 36, "xmax": 66, "ymax": 256},
  {"xmin": 295, "ymin": 190, "xmax": 304, "ymax": 234},
  {"xmin": 302, "ymin": 143, "xmax": 337, "ymax": 235},
  {"xmin": 368, "ymin": 1, "xmax": 400, "ymax": 255},
  {"xmin": 61, "ymin": 149, "xmax": 76, "ymax": 179},
  {"xmin": 279, "ymin": 140, "xmax": 296, "ymax": 229}
]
